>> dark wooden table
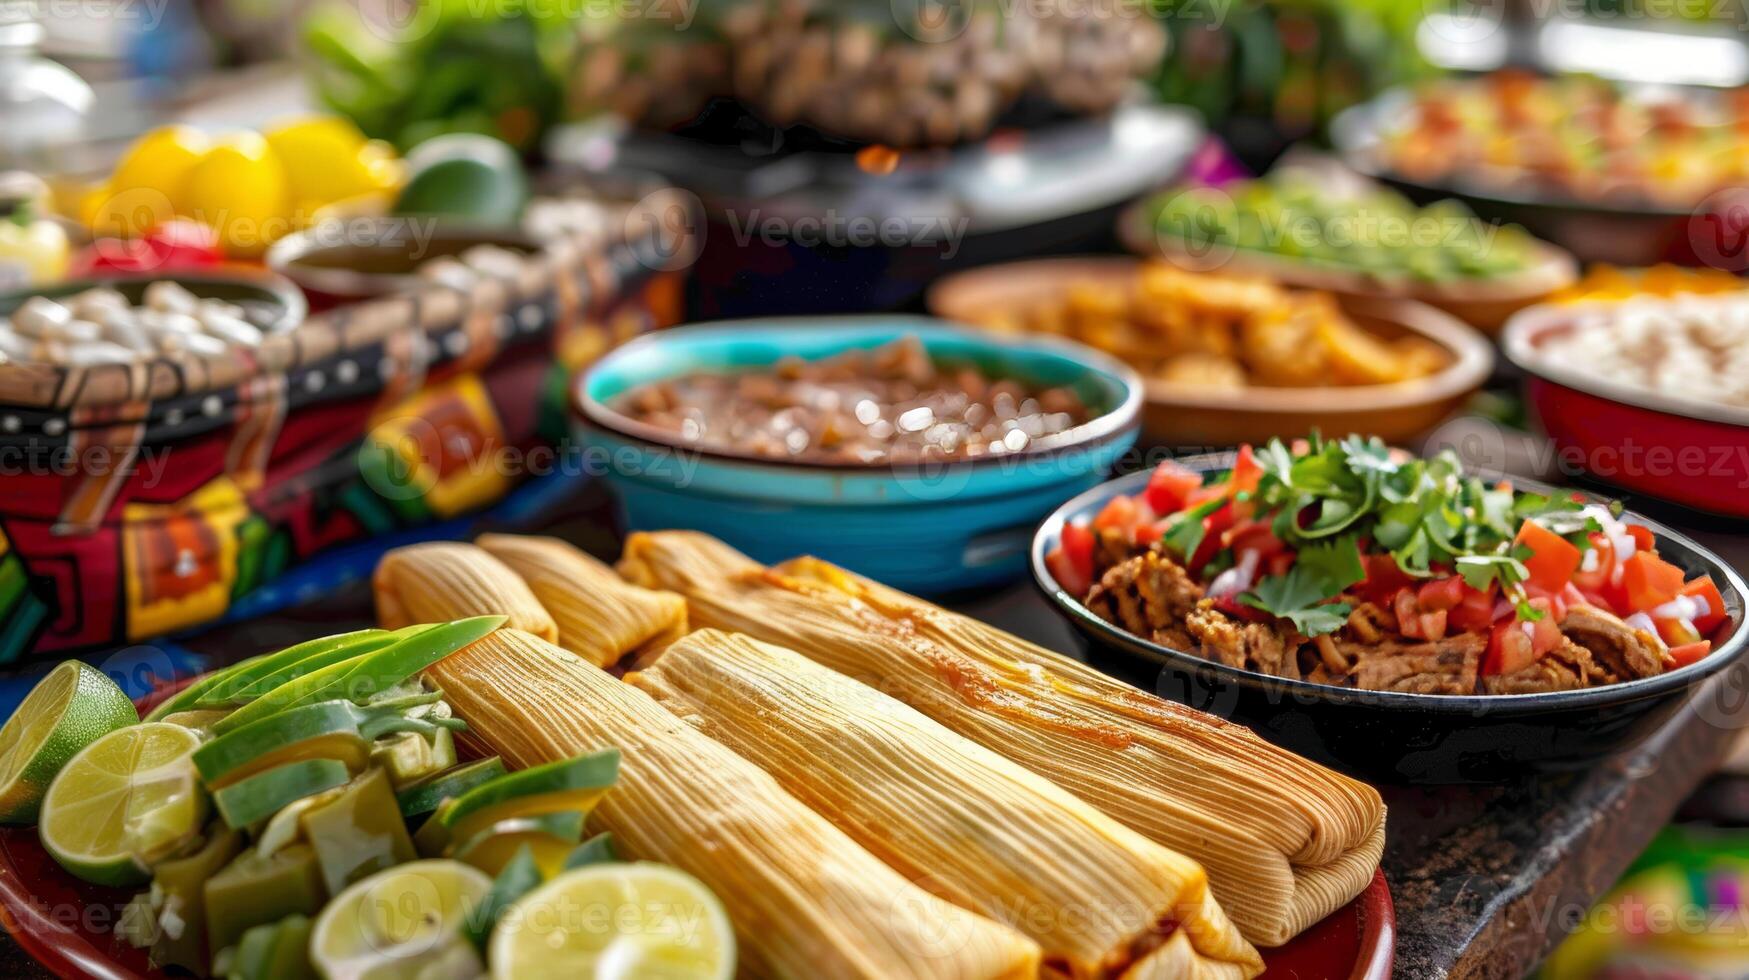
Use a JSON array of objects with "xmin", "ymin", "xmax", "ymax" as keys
[{"xmin": 2, "ymin": 483, "xmax": 1746, "ymax": 980}]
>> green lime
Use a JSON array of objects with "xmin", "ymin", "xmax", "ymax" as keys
[
  {"xmin": 0, "ymin": 662, "xmax": 138, "ymax": 824},
  {"xmin": 39, "ymin": 722, "xmax": 205, "ymax": 886},
  {"xmin": 392, "ymin": 134, "xmax": 528, "ymax": 225}
]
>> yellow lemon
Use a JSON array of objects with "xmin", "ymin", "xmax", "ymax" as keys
[
  {"xmin": 111, "ymin": 125, "xmax": 209, "ymax": 216},
  {"xmin": 266, "ymin": 117, "xmax": 402, "ymax": 220},
  {"xmin": 177, "ymin": 132, "xmax": 292, "ymax": 258}
]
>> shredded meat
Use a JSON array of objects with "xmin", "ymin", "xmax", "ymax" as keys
[
  {"xmin": 1346, "ymin": 603, "xmax": 1394, "ymax": 644},
  {"xmin": 1483, "ymin": 636, "xmax": 1619, "ymax": 695},
  {"xmin": 1092, "ymin": 527, "xmax": 1137, "ymax": 582},
  {"xmin": 1561, "ymin": 604, "xmax": 1672, "ymax": 679},
  {"xmin": 1184, "ymin": 601, "xmax": 1303, "ymax": 679},
  {"xmin": 1081, "ymin": 552, "xmax": 1670, "ymax": 696},
  {"xmin": 1341, "ymin": 633, "xmax": 1485, "ymax": 695},
  {"xmin": 1085, "ymin": 552, "xmax": 1204, "ymax": 650}
]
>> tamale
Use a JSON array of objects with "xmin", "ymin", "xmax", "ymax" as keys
[
  {"xmin": 426, "ymin": 629, "xmax": 1042, "ymax": 980},
  {"xmin": 374, "ymin": 542, "xmax": 557, "ymax": 642},
  {"xmin": 634, "ymin": 629, "xmax": 1264, "ymax": 980},
  {"xmin": 618, "ymin": 531, "xmax": 1387, "ymax": 947},
  {"xmin": 476, "ymin": 534, "xmax": 686, "ymax": 667}
]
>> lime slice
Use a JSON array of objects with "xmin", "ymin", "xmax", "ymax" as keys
[
  {"xmin": 312, "ymin": 859, "xmax": 491, "ymax": 980},
  {"xmin": 489, "ymin": 863, "xmax": 735, "ymax": 980},
  {"xmin": 0, "ymin": 661, "xmax": 138, "ymax": 824},
  {"xmin": 39, "ymin": 722, "xmax": 205, "ymax": 885}
]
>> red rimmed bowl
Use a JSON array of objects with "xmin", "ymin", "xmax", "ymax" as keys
[{"xmin": 1504, "ymin": 302, "xmax": 1749, "ymax": 519}]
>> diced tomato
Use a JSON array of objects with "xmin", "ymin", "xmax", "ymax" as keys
[
  {"xmin": 1571, "ymin": 533, "xmax": 1616, "ymax": 591},
  {"xmin": 1144, "ymin": 461, "xmax": 1205, "ymax": 517},
  {"xmin": 1417, "ymin": 576, "xmax": 1467, "ymax": 612},
  {"xmin": 1482, "ymin": 598, "xmax": 1562, "ymax": 676},
  {"xmin": 1045, "ymin": 548, "xmax": 1089, "ymax": 598},
  {"xmin": 1625, "ymin": 525, "xmax": 1656, "ymax": 553},
  {"xmin": 1187, "ymin": 504, "xmax": 1234, "ymax": 574},
  {"xmin": 1358, "ymin": 554, "xmax": 1414, "ymax": 604},
  {"xmin": 1622, "ymin": 552, "xmax": 1686, "ymax": 612},
  {"xmin": 1223, "ymin": 520, "xmax": 1286, "ymax": 558},
  {"xmin": 1185, "ymin": 483, "xmax": 1228, "ymax": 510},
  {"xmin": 1094, "ymin": 494, "xmax": 1140, "ymax": 533},
  {"xmin": 1526, "ymin": 598, "xmax": 1565, "ymax": 656},
  {"xmin": 1483, "ymin": 620, "xmax": 1537, "ymax": 677},
  {"xmin": 1669, "ymin": 641, "xmax": 1713, "ymax": 668},
  {"xmin": 1448, "ymin": 584, "xmax": 1497, "ymax": 632},
  {"xmin": 1522, "ymin": 584, "xmax": 1570, "ymax": 623},
  {"xmin": 1058, "ymin": 521, "xmax": 1095, "ymax": 589},
  {"xmin": 1515, "ymin": 520, "xmax": 1582, "ymax": 592},
  {"xmin": 1134, "ymin": 522, "xmax": 1166, "ymax": 547},
  {"xmin": 1683, "ymin": 576, "xmax": 1728, "ymax": 634},
  {"xmin": 1230, "ymin": 444, "xmax": 1264, "ymax": 496},
  {"xmin": 1266, "ymin": 552, "xmax": 1295, "ymax": 577},
  {"xmin": 1655, "ymin": 616, "xmax": 1702, "ymax": 648},
  {"xmin": 1394, "ymin": 588, "xmax": 1448, "ymax": 641}
]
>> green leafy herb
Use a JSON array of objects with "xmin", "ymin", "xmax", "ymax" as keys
[{"xmin": 1240, "ymin": 568, "xmax": 1354, "ymax": 638}]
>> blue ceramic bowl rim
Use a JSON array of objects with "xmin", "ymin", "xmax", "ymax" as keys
[
  {"xmin": 1030, "ymin": 452, "xmax": 1749, "ymax": 716},
  {"xmin": 576, "ymin": 316, "xmax": 1146, "ymax": 473}
]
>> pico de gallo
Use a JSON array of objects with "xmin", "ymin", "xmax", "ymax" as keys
[{"xmin": 1047, "ymin": 435, "xmax": 1730, "ymax": 694}]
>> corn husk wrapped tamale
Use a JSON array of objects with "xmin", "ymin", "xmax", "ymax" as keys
[
  {"xmin": 476, "ymin": 534, "xmax": 686, "ymax": 667},
  {"xmin": 426, "ymin": 629, "xmax": 1042, "ymax": 980},
  {"xmin": 373, "ymin": 542, "xmax": 557, "ymax": 642},
  {"xmin": 634, "ymin": 629, "xmax": 1264, "ymax": 980},
  {"xmin": 618, "ymin": 532, "xmax": 1387, "ymax": 947}
]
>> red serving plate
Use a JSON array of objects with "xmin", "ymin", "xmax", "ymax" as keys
[
  {"xmin": 1505, "ymin": 302, "xmax": 1749, "ymax": 519},
  {"xmin": 0, "ymin": 690, "xmax": 1394, "ymax": 979},
  {"xmin": 0, "ymin": 833, "xmax": 1393, "ymax": 979}
]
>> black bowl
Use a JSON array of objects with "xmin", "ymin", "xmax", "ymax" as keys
[
  {"xmin": 0, "ymin": 267, "xmax": 307, "ymax": 333},
  {"xmin": 1030, "ymin": 454, "xmax": 1749, "ymax": 784}
]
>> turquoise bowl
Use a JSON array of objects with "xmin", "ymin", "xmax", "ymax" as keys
[{"xmin": 576, "ymin": 317, "xmax": 1142, "ymax": 593}]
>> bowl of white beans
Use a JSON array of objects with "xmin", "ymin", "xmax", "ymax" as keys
[{"xmin": 0, "ymin": 270, "xmax": 306, "ymax": 367}]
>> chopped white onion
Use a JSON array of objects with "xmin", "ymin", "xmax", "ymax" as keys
[{"xmin": 1208, "ymin": 550, "xmax": 1261, "ymax": 600}]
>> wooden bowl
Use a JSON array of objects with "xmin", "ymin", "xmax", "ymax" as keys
[
  {"xmin": 927, "ymin": 256, "xmax": 1495, "ymax": 449},
  {"xmin": 1117, "ymin": 200, "xmax": 1579, "ymax": 334}
]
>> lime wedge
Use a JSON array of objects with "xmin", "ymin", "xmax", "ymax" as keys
[
  {"xmin": 489, "ymin": 863, "xmax": 734, "ymax": 980},
  {"xmin": 39, "ymin": 722, "xmax": 205, "ymax": 885},
  {"xmin": 0, "ymin": 661, "xmax": 138, "ymax": 824},
  {"xmin": 312, "ymin": 859, "xmax": 491, "ymax": 980}
]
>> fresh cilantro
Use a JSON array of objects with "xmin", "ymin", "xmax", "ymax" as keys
[
  {"xmin": 1159, "ymin": 497, "xmax": 1227, "ymax": 561},
  {"xmin": 1240, "ymin": 568, "xmax": 1354, "ymax": 637}
]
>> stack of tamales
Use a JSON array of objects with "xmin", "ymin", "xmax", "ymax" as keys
[
  {"xmin": 384, "ymin": 530, "xmax": 1386, "ymax": 976},
  {"xmin": 616, "ymin": 531, "xmax": 1387, "ymax": 947}
]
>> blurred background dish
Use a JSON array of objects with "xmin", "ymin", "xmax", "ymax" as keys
[
  {"xmin": 267, "ymin": 221, "xmax": 541, "ymax": 311},
  {"xmin": 931, "ymin": 256, "xmax": 1493, "ymax": 447},
  {"xmin": 1505, "ymin": 296, "xmax": 1749, "ymax": 519},
  {"xmin": 576, "ymin": 318, "xmax": 1141, "ymax": 593},
  {"xmin": 1121, "ymin": 172, "xmax": 1580, "ymax": 333}
]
